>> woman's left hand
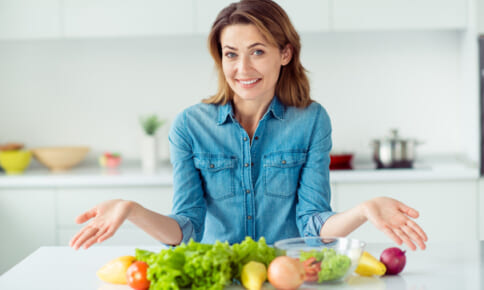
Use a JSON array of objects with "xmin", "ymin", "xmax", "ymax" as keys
[{"xmin": 362, "ymin": 197, "xmax": 428, "ymax": 250}]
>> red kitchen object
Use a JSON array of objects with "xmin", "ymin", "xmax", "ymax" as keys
[
  {"xmin": 329, "ymin": 153, "xmax": 353, "ymax": 170},
  {"xmin": 99, "ymin": 152, "xmax": 122, "ymax": 169}
]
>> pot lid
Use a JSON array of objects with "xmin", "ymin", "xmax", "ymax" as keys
[
  {"xmin": 373, "ymin": 129, "xmax": 419, "ymax": 143},
  {"xmin": 389, "ymin": 129, "xmax": 401, "ymax": 141}
]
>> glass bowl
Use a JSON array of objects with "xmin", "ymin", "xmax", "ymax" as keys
[{"xmin": 273, "ymin": 237, "xmax": 365, "ymax": 284}]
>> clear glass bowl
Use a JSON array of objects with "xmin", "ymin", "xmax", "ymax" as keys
[{"xmin": 273, "ymin": 237, "xmax": 365, "ymax": 283}]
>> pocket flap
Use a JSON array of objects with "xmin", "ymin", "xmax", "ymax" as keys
[
  {"xmin": 263, "ymin": 151, "xmax": 307, "ymax": 168},
  {"xmin": 194, "ymin": 155, "xmax": 236, "ymax": 171}
]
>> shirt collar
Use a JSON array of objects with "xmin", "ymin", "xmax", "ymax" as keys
[
  {"xmin": 267, "ymin": 96, "xmax": 285, "ymax": 120},
  {"xmin": 216, "ymin": 96, "xmax": 285, "ymax": 125},
  {"xmin": 217, "ymin": 102, "xmax": 235, "ymax": 125}
]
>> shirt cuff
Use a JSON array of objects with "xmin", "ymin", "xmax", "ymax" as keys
[
  {"xmin": 167, "ymin": 214, "xmax": 195, "ymax": 245},
  {"xmin": 303, "ymin": 211, "xmax": 337, "ymax": 237}
]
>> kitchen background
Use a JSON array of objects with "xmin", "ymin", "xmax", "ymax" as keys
[
  {"xmin": 1, "ymin": 0, "xmax": 484, "ymax": 276},
  {"xmin": 0, "ymin": 0, "xmax": 480, "ymax": 164},
  {"xmin": 0, "ymin": 31, "xmax": 477, "ymax": 163}
]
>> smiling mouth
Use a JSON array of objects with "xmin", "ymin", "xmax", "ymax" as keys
[{"xmin": 237, "ymin": 78, "xmax": 261, "ymax": 87}]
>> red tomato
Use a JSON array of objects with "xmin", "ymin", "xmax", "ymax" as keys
[
  {"xmin": 126, "ymin": 261, "xmax": 150, "ymax": 290},
  {"xmin": 303, "ymin": 260, "xmax": 321, "ymax": 282}
]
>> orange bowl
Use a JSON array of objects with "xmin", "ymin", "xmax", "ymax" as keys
[{"xmin": 32, "ymin": 146, "xmax": 90, "ymax": 171}]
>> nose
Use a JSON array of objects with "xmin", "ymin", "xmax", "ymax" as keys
[{"xmin": 236, "ymin": 54, "xmax": 251, "ymax": 73}]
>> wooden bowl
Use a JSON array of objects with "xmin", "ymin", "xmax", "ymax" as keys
[{"xmin": 32, "ymin": 146, "xmax": 90, "ymax": 171}]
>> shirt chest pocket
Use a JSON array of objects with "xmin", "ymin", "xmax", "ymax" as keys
[
  {"xmin": 263, "ymin": 151, "xmax": 307, "ymax": 198},
  {"xmin": 193, "ymin": 154, "xmax": 236, "ymax": 200}
]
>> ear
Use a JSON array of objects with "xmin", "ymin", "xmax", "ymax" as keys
[{"xmin": 281, "ymin": 44, "xmax": 293, "ymax": 66}]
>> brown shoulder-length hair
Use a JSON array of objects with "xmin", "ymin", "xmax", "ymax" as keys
[{"xmin": 203, "ymin": 0, "xmax": 312, "ymax": 108}]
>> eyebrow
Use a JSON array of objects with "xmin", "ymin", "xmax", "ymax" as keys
[{"xmin": 222, "ymin": 42, "xmax": 266, "ymax": 50}]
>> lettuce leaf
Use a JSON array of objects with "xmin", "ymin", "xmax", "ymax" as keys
[{"xmin": 136, "ymin": 237, "xmax": 275, "ymax": 289}]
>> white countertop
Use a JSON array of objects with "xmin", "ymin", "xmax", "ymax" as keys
[
  {"xmin": 0, "ymin": 242, "xmax": 482, "ymax": 289},
  {"xmin": 0, "ymin": 162, "xmax": 174, "ymax": 188},
  {"xmin": 0, "ymin": 157, "xmax": 478, "ymax": 188},
  {"xmin": 329, "ymin": 159, "xmax": 479, "ymax": 183}
]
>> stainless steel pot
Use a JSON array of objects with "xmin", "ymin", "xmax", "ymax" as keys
[{"xmin": 371, "ymin": 129, "xmax": 422, "ymax": 168}]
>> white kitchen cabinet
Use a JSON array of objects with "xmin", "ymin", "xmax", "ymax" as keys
[
  {"xmin": 478, "ymin": 0, "xmax": 484, "ymax": 34},
  {"xmin": 479, "ymin": 179, "xmax": 484, "ymax": 240},
  {"xmin": 62, "ymin": 0, "xmax": 194, "ymax": 38},
  {"xmin": 0, "ymin": 189, "xmax": 56, "ymax": 274},
  {"xmin": 57, "ymin": 227, "xmax": 164, "ymax": 247},
  {"xmin": 330, "ymin": 183, "xmax": 337, "ymax": 209},
  {"xmin": 333, "ymin": 180, "xmax": 478, "ymax": 244},
  {"xmin": 0, "ymin": 0, "xmax": 472, "ymax": 40},
  {"xmin": 275, "ymin": 0, "xmax": 330, "ymax": 33},
  {"xmin": 0, "ymin": 185, "xmax": 173, "ymax": 274},
  {"xmin": 194, "ymin": 0, "xmax": 330, "ymax": 34},
  {"xmin": 332, "ymin": 0, "xmax": 467, "ymax": 31},
  {"xmin": 0, "ymin": 0, "xmax": 61, "ymax": 40},
  {"xmin": 56, "ymin": 186, "xmax": 173, "ymax": 246},
  {"xmin": 194, "ymin": 0, "xmax": 233, "ymax": 34}
]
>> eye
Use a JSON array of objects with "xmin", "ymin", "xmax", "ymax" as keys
[
  {"xmin": 253, "ymin": 49, "xmax": 264, "ymax": 56},
  {"xmin": 224, "ymin": 52, "xmax": 237, "ymax": 59}
]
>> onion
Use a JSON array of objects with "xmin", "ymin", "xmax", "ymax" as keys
[
  {"xmin": 268, "ymin": 256, "xmax": 305, "ymax": 289},
  {"xmin": 380, "ymin": 247, "xmax": 406, "ymax": 275}
]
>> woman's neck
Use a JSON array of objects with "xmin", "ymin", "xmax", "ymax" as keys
[{"xmin": 232, "ymin": 96, "xmax": 273, "ymax": 140}]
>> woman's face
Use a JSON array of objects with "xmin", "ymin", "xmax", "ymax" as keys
[{"xmin": 220, "ymin": 24, "xmax": 291, "ymax": 104}]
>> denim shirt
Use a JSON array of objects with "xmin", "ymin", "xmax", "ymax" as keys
[{"xmin": 168, "ymin": 96, "xmax": 336, "ymax": 245}]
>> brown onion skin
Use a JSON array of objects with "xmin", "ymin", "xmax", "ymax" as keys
[{"xmin": 268, "ymin": 256, "xmax": 306, "ymax": 289}]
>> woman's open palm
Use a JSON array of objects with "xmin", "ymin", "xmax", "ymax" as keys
[
  {"xmin": 364, "ymin": 197, "xmax": 428, "ymax": 250},
  {"xmin": 69, "ymin": 199, "xmax": 131, "ymax": 250}
]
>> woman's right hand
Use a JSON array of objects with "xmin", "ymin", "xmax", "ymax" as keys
[
  {"xmin": 362, "ymin": 197, "xmax": 428, "ymax": 250},
  {"xmin": 69, "ymin": 199, "xmax": 133, "ymax": 250}
]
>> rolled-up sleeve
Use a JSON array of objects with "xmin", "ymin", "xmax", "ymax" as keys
[
  {"xmin": 167, "ymin": 214, "xmax": 195, "ymax": 244},
  {"xmin": 167, "ymin": 110, "xmax": 206, "ymax": 244},
  {"xmin": 296, "ymin": 105, "xmax": 337, "ymax": 237}
]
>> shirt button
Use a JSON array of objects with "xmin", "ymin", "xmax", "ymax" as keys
[
  {"xmin": 251, "ymin": 162, "xmax": 254, "ymax": 166},
  {"xmin": 244, "ymin": 163, "xmax": 249, "ymax": 167},
  {"xmin": 248, "ymin": 215, "xmax": 252, "ymax": 220},
  {"xmin": 210, "ymin": 164, "xmax": 214, "ymax": 168},
  {"xmin": 254, "ymin": 136, "xmax": 259, "ymax": 140},
  {"xmin": 281, "ymin": 160, "xmax": 286, "ymax": 164},
  {"xmin": 246, "ymin": 189, "xmax": 251, "ymax": 194},
  {"xmin": 243, "ymin": 137, "xmax": 248, "ymax": 141}
]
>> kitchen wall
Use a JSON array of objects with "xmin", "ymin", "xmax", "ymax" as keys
[
  {"xmin": 479, "ymin": 0, "xmax": 484, "ymax": 34},
  {"xmin": 0, "ymin": 30, "xmax": 475, "ymax": 164}
]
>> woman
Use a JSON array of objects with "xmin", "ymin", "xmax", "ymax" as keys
[{"xmin": 70, "ymin": 0, "xmax": 427, "ymax": 251}]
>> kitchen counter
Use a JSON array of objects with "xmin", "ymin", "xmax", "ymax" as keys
[
  {"xmin": 0, "ymin": 242, "xmax": 482, "ymax": 289},
  {"xmin": 330, "ymin": 158, "xmax": 479, "ymax": 183},
  {"xmin": 0, "ymin": 163, "xmax": 174, "ymax": 188},
  {"xmin": 0, "ymin": 156, "xmax": 478, "ymax": 188}
]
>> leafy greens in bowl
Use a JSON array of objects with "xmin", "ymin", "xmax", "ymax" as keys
[{"xmin": 274, "ymin": 237, "xmax": 365, "ymax": 283}]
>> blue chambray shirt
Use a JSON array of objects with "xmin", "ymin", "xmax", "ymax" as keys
[{"xmin": 168, "ymin": 96, "xmax": 336, "ymax": 245}]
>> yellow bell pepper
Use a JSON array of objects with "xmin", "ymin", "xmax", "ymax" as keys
[
  {"xmin": 355, "ymin": 251, "xmax": 386, "ymax": 276},
  {"xmin": 241, "ymin": 261, "xmax": 267, "ymax": 290},
  {"xmin": 96, "ymin": 255, "xmax": 136, "ymax": 284}
]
